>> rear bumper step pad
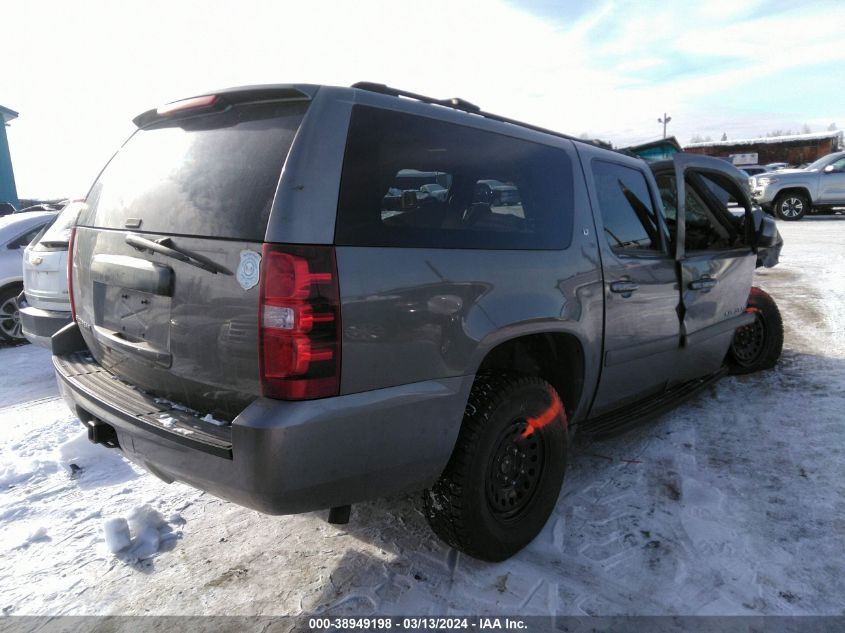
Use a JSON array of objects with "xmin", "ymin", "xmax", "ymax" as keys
[{"xmin": 54, "ymin": 353, "xmax": 233, "ymax": 458}]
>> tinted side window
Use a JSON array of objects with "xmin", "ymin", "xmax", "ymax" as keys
[
  {"xmin": 657, "ymin": 173, "xmax": 743, "ymax": 252},
  {"xmin": 335, "ymin": 106, "xmax": 574, "ymax": 249},
  {"xmin": 592, "ymin": 160, "xmax": 659, "ymax": 250}
]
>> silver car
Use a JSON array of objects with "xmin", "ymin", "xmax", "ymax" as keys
[
  {"xmin": 0, "ymin": 211, "xmax": 56, "ymax": 342},
  {"xmin": 19, "ymin": 202, "xmax": 84, "ymax": 347}
]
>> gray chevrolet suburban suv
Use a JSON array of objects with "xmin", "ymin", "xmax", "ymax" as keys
[{"xmin": 52, "ymin": 83, "xmax": 784, "ymax": 561}]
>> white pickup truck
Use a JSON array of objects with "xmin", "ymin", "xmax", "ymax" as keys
[{"xmin": 751, "ymin": 150, "xmax": 845, "ymax": 220}]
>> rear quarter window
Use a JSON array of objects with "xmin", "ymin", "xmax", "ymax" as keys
[
  {"xmin": 335, "ymin": 106, "xmax": 574, "ymax": 250},
  {"xmin": 82, "ymin": 101, "xmax": 308, "ymax": 241},
  {"xmin": 591, "ymin": 160, "xmax": 660, "ymax": 251}
]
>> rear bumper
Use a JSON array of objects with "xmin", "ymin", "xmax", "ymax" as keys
[
  {"xmin": 54, "ymin": 352, "xmax": 470, "ymax": 514},
  {"xmin": 20, "ymin": 304, "xmax": 72, "ymax": 349}
]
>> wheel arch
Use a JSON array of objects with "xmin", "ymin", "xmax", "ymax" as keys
[
  {"xmin": 473, "ymin": 330, "xmax": 587, "ymax": 426},
  {"xmin": 0, "ymin": 279, "xmax": 24, "ymax": 299},
  {"xmin": 0, "ymin": 278, "xmax": 24, "ymax": 292},
  {"xmin": 774, "ymin": 187, "xmax": 812, "ymax": 204}
]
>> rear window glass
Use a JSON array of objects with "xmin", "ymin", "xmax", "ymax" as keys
[
  {"xmin": 37, "ymin": 201, "xmax": 85, "ymax": 248},
  {"xmin": 9, "ymin": 222, "xmax": 49, "ymax": 249},
  {"xmin": 82, "ymin": 101, "xmax": 307, "ymax": 240},
  {"xmin": 335, "ymin": 106, "xmax": 574, "ymax": 250}
]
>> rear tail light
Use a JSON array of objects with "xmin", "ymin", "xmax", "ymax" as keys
[
  {"xmin": 259, "ymin": 244, "xmax": 341, "ymax": 399},
  {"xmin": 67, "ymin": 227, "xmax": 77, "ymax": 321}
]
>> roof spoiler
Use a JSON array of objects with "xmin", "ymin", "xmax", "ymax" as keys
[{"xmin": 133, "ymin": 86, "xmax": 312, "ymax": 128}]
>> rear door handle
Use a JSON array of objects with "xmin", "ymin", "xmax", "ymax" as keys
[
  {"xmin": 689, "ymin": 277, "xmax": 718, "ymax": 291},
  {"xmin": 610, "ymin": 280, "xmax": 640, "ymax": 294}
]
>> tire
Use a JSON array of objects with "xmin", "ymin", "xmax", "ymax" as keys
[
  {"xmin": 0, "ymin": 284, "xmax": 26, "ymax": 343},
  {"xmin": 773, "ymin": 192, "xmax": 809, "ymax": 221},
  {"xmin": 424, "ymin": 373, "xmax": 568, "ymax": 562},
  {"xmin": 727, "ymin": 286, "xmax": 783, "ymax": 375}
]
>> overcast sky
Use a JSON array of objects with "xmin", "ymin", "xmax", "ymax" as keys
[{"xmin": 3, "ymin": 0, "xmax": 844, "ymax": 198}]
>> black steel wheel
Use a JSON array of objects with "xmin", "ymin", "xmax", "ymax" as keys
[
  {"xmin": 727, "ymin": 287, "xmax": 783, "ymax": 374},
  {"xmin": 486, "ymin": 417, "xmax": 547, "ymax": 520},
  {"xmin": 424, "ymin": 373, "xmax": 568, "ymax": 562},
  {"xmin": 730, "ymin": 309, "xmax": 766, "ymax": 367}
]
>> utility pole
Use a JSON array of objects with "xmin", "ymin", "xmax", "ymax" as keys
[{"xmin": 658, "ymin": 113, "xmax": 672, "ymax": 139}]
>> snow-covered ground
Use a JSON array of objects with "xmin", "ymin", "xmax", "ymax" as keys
[{"xmin": 1, "ymin": 218, "xmax": 843, "ymax": 617}]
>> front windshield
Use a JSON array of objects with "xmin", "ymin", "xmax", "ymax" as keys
[{"xmin": 805, "ymin": 154, "xmax": 838, "ymax": 171}]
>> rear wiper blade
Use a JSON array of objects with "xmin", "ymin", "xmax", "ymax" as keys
[{"xmin": 124, "ymin": 233, "xmax": 233, "ymax": 275}]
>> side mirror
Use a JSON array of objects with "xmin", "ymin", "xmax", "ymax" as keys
[
  {"xmin": 755, "ymin": 213, "xmax": 780, "ymax": 248},
  {"xmin": 824, "ymin": 164, "xmax": 835, "ymax": 173}
]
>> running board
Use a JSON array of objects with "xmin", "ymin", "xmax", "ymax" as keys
[{"xmin": 584, "ymin": 369, "xmax": 727, "ymax": 438}]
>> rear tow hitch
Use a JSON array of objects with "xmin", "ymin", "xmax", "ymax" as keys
[{"xmin": 86, "ymin": 419, "xmax": 120, "ymax": 448}]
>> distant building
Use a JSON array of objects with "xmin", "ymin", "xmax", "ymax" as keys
[
  {"xmin": 0, "ymin": 104, "xmax": 19, "ymax": 208},
  {"xmin": 684, "ymin": 130, "xmax": 843, "ymax": 166}
]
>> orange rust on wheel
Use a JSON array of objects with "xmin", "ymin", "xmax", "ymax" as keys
[{"xmin": 522, "ymin": 386, "xmax": 567, "ymax": 438}]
